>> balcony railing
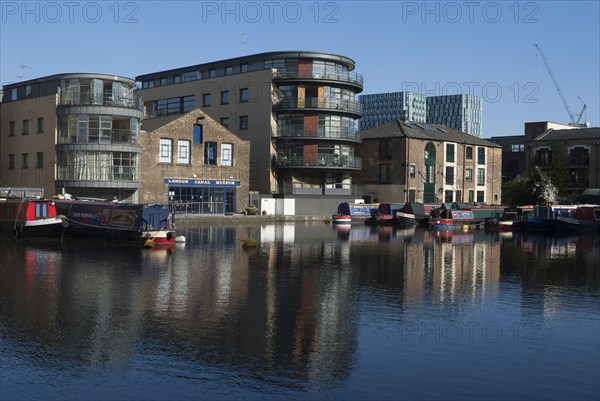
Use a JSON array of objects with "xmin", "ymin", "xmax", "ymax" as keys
[
  {"xmin": 59, "ymin": 88, "xmax": 143, "ymax": 110},
  {"xmin": 273, "ymin": 70, "xmax": 364, "ymax": 87},
  {"xmin": 273, "ymin": 154, "xmax": 362, "ymax": 169},
  {"xmin": 57, "ymin": 165, "xmax": 138, "ymax": 182},
  {"xmin": 274, "ymin": 126, "xmax": 359, "ymax": 141},
  {"xmin": 274, "ymin": 97, "xmax": 362, "ymax": 115},
  {"xmin": 58, "ymin": 129, "xmax": 138, "ymax": 145}
]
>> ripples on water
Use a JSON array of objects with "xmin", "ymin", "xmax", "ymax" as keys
[{"xmin": 1, "ymin": 223, "xmax": 599, "ymax": 401}]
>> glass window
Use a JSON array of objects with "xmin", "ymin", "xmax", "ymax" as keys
[
  {"xmin": 225, "ymin": 66, "xmax": 233, "ymax": 75},
  {"xmin": 477, "ymin": 147, "xmax": 486, "ymax": 164},
  {"xmin": 36, "ymin": 117, "xmax": 44, "ymax": 134},
  {"xmin": 409, "ymin": 164, "xmax": 416, "ymax": 179},
  {"xmin": 477, "ymin": 191, "xmax": 485, "ymax": 203},
  {"xmin": 209, "ymin": 68, "xmax": 216, "ymax": 78},
  {"xmin": 379, "ymin": 139, "xmax": 391, "ymax": 159},
  {"xmin": 466, "ymin": 168, "xmax": 473, "ymax": 182},
  {"xmin": 477, "ymin": 168, "xmax": 485, "ymax": 186},
  {"xmin": 221, "ymin": 91, "xmax": 229, "ymax": 105},
  {"xmin": 21, "ymin": 153, "xmax": 29, "ymax": 169},
  {"xmin": 240, "ymin": 63, "xmax": 249, "ymax": 73},
  {"xmin": 511, "ymin": 144, "xmax": 525, "ymax": 152},
  {"xmin": 159, "ymin": 138, "xmax": 173, "ymax": 163},
  {"xmin": 8, "ymin": 154, "xmax": 15, "ymax": 169},
  {"xmin": 466, "ymin": 146, "xmax": 473, "ymax": 160},
  {"xmin": 240, "ymin": 88, "xmax": 249, "ymax": 103},
  {"xmin": 239, "ymin": 115, "xmax": 248, "ymax": 130},
  {"xmin": 205, "ymin": 141, "xmax": 217, "ymax": 165},
  {"xmin": 468, "ymin": 190, "xmax": 475, "ymax": 203},
  {"xmin": 221, "ymin": 143, "xmax": 233, "ymax": 167},
  {"xmin": 446, "ymin": 143, "xmax": 455, "ymax": 163},
  {"xmin": 445, "ymin": 166, "xmax": 454, "ymax": 185},
  {"xmin": 379, "ymin": 163, "xmax": 391, "ymax": 184},
  {"xmin": 220, "ymin": 117, "xmax": 229, "ymax": 128},
  {"xmin": 445, "ymin": 190, "xmax": 453, "ymax": 203},
  {"xmin": 183, "ymin": 95, "xmax": 195, "ymax": 112},
  {"xmin": 22, "ymin": 119, "xmax": 29, "ymax": 135},
  {"xmin": 36, "ymin": 152, "xmax": 44, "ymax": 168},
  {"xmin": 183, "ymin": 71, "xmax": 198, "ymax": 82},
  {"xmin": 178, "ymin": 140, "xmax": 191, "ymax": 164},
  {"xmin": 203, "ymin": 93, "xmax": 211, "ymax": 107},
  {"xmin": 9, "ymin": 121, "xmax": 15, "ymax": 136}
]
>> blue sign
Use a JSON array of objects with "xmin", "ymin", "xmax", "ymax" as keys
[{"xmin": 164, "ymin": 178, "xmax": 240, "ymax": 187}]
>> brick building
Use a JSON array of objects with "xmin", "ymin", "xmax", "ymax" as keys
[{"xmin": 139, "ymin": 108, "xmax": 250, "ymax": 214}]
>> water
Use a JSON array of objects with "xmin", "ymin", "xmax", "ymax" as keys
[{"xmin": 1, "ymin": 223, "xmax": 599, "ymax": 401}]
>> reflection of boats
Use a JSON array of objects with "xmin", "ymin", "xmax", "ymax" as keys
[
  {"xmin": 0, "ymin": 197, "xmax": 66, "ymax": 238},
  {"xmin": 486, "ymin": 207, "xmax": 531, "ymax": 232},
  {"xmin": 332, "ymin": 202, "xmax": 379, "ymax": 223},
  {"xmin": 555, "ymin": 205, "xmax": 600, "ymax": 233}
]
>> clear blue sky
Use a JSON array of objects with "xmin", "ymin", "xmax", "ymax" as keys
[{"xmin": 1, "ymin": 0, "xmax": 598, "ymax": 137}]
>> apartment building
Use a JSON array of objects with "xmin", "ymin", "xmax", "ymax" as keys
[
  {"xmin": 356, "ymin": 120, "xmax": 502, "ymax": 204},
  {"xmin": 135, "ymin": 51, "xmax": 364, "ymax": 212},
  {"xmin": 1, "ymin": 73, "xmax": 143, "ymax": 200}
]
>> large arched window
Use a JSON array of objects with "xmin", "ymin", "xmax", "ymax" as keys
[{"xmin": 424, "ymin": 142, "xmax": 436, "ymax": 160}]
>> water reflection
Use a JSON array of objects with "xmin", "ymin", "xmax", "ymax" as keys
[{"xmin": 0, "ymin": 224, "xmax": 598, "ymax": 400}]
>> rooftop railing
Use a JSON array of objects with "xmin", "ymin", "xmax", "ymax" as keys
[
  {"xmin": 273, "ymin": 70, "xmax": 364, "ymax": 87},
  {"xmin": 59, "ymin": 88, "xmax": 143, "ymax": 110},
  {"xmin": 273, "ymin": 154, "xmax": 362, "ymax": 169}
]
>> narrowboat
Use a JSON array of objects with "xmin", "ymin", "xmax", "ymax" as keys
[
  {"xmin": 555, "ymin": 205, "xmax": 600, "ymax": 232},
  {"xmin": 525, "ymin": 204, "xmax": 578, "ymax": 232},
  {"xmin": 332, "ymin": 202, "xmax": 352, "ymax": 224},
  {"xmin": 429, "ymin": 206, "xmax": 475, "ymax": 231},
  {"xmin": 0, "ymin": 197, "xmax": 65, "ymax": 238},
  {"xmin": 486, "ymin": 207, "xmax": 531, "ymax": 232},
  {"xmin": 141, "ymin": 204, "xmax": 179, "ymax": 247},
  {"xmin": 332, "ymin": 202, "xmax": 380, "ymax": 223}
]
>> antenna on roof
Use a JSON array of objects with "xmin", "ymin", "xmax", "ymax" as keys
[
  {"xmin": 16, "ymin": 63, "xmax": 31, "ymax": 81},
  {"xmin": 240, "ymin": 33, "xmax": 248, "ymax": 55}
]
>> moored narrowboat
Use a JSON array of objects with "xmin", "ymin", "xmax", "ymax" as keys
[{"xmin": 0, "ymin": 197, "xmax": 65, "ymax": 238}]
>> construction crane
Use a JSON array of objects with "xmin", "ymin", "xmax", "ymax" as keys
[{"xmin": 533, "ymin": 43, "xmax": 587, "ymax": 127}]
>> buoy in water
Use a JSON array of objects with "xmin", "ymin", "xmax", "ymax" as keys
[
  {"xmin": 175, "ymin": 235, "xmax": 186, "ymax": 243},
  {"xmin": 144, "ymin": 239, "xmax": 155, "ymax": 248}
]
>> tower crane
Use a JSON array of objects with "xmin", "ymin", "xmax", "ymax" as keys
[{"xmin": 533, "ymin": 43, "xmax": 587, "ymax": 127}]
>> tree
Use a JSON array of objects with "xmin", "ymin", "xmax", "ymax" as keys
[
  {"xmin": 502, "ymin": 177, "xmax": 536, "ymax": 206},
  {"xmin": 548, "ymin": 141, "xmax": 570, "ymax": 200},
  {"xmin": 530, "ymin": 167, "xmax": 558, "ymax": 204}
]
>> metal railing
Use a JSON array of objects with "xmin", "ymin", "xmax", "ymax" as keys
[
  {"xmin": 57, "ymin": 165, "xmax": 138, "ymax": 182},
  {"xmin": 59, "ymin": 88, "xmax": 143, "ymax": 110},
  {"xmin": 274, "ymin": 126, "xmax": 359, "ymax": 141},
  {"xmin": 58, "ymin": 129, "xmax": 138, "ymax": 145},
  {"xmin": 274, "ymin": 97, "xmax": 363, "ymax": 115},
  {"xmin": 273, "ymin": 154, "xmax": 362, "ymax": 169},
  {"xmin": 273, "ymin": 70, "xmax": 364, "ymax": 87}
]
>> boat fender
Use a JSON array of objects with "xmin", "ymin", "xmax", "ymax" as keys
[
  {"xmin": 166, "ymin": 231, "xmax": 174, "ymax": 240},
  {"xmin": 396, "ymin": 211, "xmax": 402, "ymax": 219},
  {"xmin": 144, "ymin": 239, "xmax": 155, "ymax": 248}
]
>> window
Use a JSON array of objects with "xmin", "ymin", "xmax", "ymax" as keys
[
  {"xmin": 477, "ymin": 168, "xmax": 485, "ymax": 186},
  {"xmin": 468, "ymin": 190, "xmax": 475, "ymax": 203},
  {"xmin": 209, "ymin": 68, "xmax": 216, "ymax": 78},
  {"xmin": 204, "ymin": 141, "xmax": 217, "ymax": 165},
  {"xmin": 535, "ymin": 148, "xmax": 551, "ymax": 167},
  {"xmin": 466, "ymin": 146, "xmax": 473, "ymax": 160},
  {"xmin": 379, "ymin": 139, "xmax": 392, "ymax": 159},
  {"xmin": 409, "ymin": 164, "xmax": 416, "ymax": 179},
  {"xmin": 22, "ymin": 119, "xmax": 29, "ymax": 135},
  {"xmin": 203, "ymin": 93, "xmax": 211, "ymax": 107},
  {"xmin": 221, "ymin": 91, "xmax": 229, "ymax": 105},
  {"xmin": 221, "ymin": 143, "xmax": 233, "ymax": 167},
  {"xmin": 445, "ymin": 166, "xmax": 454, "ymax": 185},
  {"xmin": 183, "ymin": 71, "xmax": 198, "ymax": 82},
  {"xmin": 154, "ymin": 95, "xmax": 195, "ymax": 116},
  {"xmin": 25, "ymin": 85, "xmax": 32, "ymax": 97},
  {"xmin": 466, "ymin": 168, "xmax": 473, "ymax": 182},
  {"xmin": 511, "ymin": 144, "xmax": 525, "ymax": 152},
  {"xmin": 36, "ymin": 117, "xmax": 44, "ymax": 133},
  {"xmin": 446, "ymin": 143, "xmax": 455, "ymax": 163},
  {"xmin": 36, "ymin": 152, "xmax": 43, "ymax": 168},
  {"xmin": 225, "ymin": 66, "xmax": 233, "ymax": 75},
  {"xmin": 456, "ymin": 190, "xmax": 462, "ymax": 202},
  {"xmin": 183, "ymin": 95, "xmax": 195, "ymax": 112},
  {"xmin": 379, "ymin": 163, "xmax": 391, "ymax": 184},
  {"xmin": 445, "ymin": 190, "xmax": 453, "ymax": 203},
  {"xmin": 8, "ymin": 154, "xmax": 15, "ymax": 170},
  {"xmin": 477, "ymin": 191, "xmax": 485, "ymax": 203},
  {"xmin": 240, "ymin": 88, "xmax": 249, "ymax": 103},
  {"xmin": 239, "ymin": 115, "xmax": 248, "ymax": 130},
  {"xmin": 178, "ymin": 140, "xmax": 191, "ymax": 164},
  {"xmin": 220, "ymin": 117, "xmax": 229, "ymax": 128},
  {"xmin": 21, "ymin": 153, "xmax": 29, "ymax": 169},
  {"xmin": 159, "ymin": 138, "xmax": 173, "ymax": 163},
  {"xmin": 9, "ymin": 121, "xmax": 15, "ymax": 137},
  {"xmin": 477, "ymin": 147, "xmax": 485, "ymax": 164},
  {"xmin": 240, "ymin": 63, "xmax": 249, "ymax": 73}
]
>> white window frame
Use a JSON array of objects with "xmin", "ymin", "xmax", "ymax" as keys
[
  {"xmin": 221, "ymin": 143, "xmax": 233, "ymax": 167},
  {"xmin": 159, "ymin": 138, "xmax": 173, "ymax": 163},
  {"xmin": 178, "ymin": 140, "xmax": 191, "ymax": 164}
]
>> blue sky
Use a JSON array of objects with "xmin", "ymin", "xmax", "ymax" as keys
[{"xmin": 1, "ymin": 0, "xmax": 598, "ymax": 136}]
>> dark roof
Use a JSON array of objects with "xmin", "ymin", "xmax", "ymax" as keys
[
  {"xmin": 359, "ymin": 120, "xmax": 500, "ymax": 147},
  {"xmin": 533, "ymin": 127, "xmax": 600, "ymax": 141}
]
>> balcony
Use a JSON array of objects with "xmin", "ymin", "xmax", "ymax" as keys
[
  {"xmin": 274, "ymin": 126, "xmax": 360, "ymax": 142},
  {"xmin": 273, "ymin": 70, "xmax": 364, "ymax": 90},
  {"xmin": 273, "ymin": 154, "xmax": 362, "ymax": 170},
  {"xmin": 59, "ymin": 88, "xmax": 143, "ymax": 110},
  {"xmin": 274, "ymin": 97, "xmax": 362, "ymax": 116},
  {"xmin": 58, "ymin": 129, "xmax": 139, "ymax": 145},
  {"xmin": 57, "ymin": 165, "xmax": 138, "ymax": 182}
]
